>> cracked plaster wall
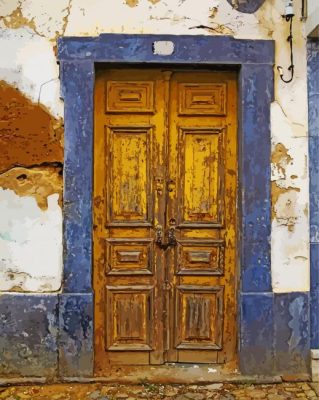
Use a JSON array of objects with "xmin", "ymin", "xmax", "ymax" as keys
[{"xmin": 0, "ymin": 0, "xmax": 310, "ymax": 293}]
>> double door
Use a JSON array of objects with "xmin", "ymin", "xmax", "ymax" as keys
[{"xmin": 94, "ymin": 68, "xmax": 237, "ymax": 373}]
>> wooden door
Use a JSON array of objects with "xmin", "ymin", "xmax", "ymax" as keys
[{"xmin": 94, "ymin": 68, "xmax": 237, "ymax": 374}]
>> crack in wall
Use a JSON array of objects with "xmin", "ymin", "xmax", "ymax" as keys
[{"xmin": 61, "ymin": 0, "xmax": 73, "ymax": 38}]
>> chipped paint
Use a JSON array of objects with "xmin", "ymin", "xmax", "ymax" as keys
[
  {"xmin": 0, "ymin": 166, "xmax": 62, "ymax": 210},
  {"xmin": 271, "ymin": 143, "xmax": 293, "ymax": 180},
  {"xmin": 125, "ymin": 0, "xmax": 139, "ymax": 7}
]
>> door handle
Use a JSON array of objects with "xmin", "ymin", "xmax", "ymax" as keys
[{"xmin": 155, "ymin": 225, "xmax": 177, "ymax": 249}]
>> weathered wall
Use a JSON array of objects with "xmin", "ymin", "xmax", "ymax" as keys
[{"xmin": 0, "ymin": 0, "xmax": 309, "ymax": 294}]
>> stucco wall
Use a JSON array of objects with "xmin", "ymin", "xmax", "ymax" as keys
[{"xmin": 0, "ymin": 0, "xmax": 310, "ymax": 293}]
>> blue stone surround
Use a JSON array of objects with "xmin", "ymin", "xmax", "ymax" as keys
[
  {"xmin": 58, "ymin": 33, "xmax": 276, "ymax": 376},
  {"xmin": 0, "ymin": 34, "xmax": 311, "ymax": 378},
  {"xmin": 308, "ymin": 38, "xmax": 319, "ymax": 351}
]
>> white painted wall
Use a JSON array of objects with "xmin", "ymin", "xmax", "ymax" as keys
[
  {"xmin": 306, "ymin": 0, "xmax": 319, "ymax": 36},
  {"xmin": 0, "ymin": 191, "xmax": 62, "ymax": 291},
  {"xmin": 0, "ymin": 0, "xmax": 310, "ymax": 293}
]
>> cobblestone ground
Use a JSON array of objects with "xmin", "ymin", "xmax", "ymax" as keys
[{"xmin": 0, "ymin": 382, "xmax": 318, "ymax": 400}]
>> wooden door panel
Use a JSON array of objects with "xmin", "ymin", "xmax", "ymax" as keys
[
  {"xmin": 107, "ymin": 126, "xmax": 152, "ymax": 224},
  {"xmin": 176, "ymin": 240, "xmax": 225, "ymax": 276},
  {"xmin": 178, "ymin": 127, "xmax": 225, "ymax": 226},
  {"xmin": 106, "ymin": 81, "xmax": 154, "ymax": 113},
  {"xmin": 106, "ymin": 285, "xmax": 153, "ymax": 351},
  {"xmin": 178, "ymin": 83, "xmax": 226, "ymax": 115},
  {"xmin": 175, "ymin": 285, "xmax": 223, "ymax": 350},
  {"xmin": 105, "ymin": 238, "xmax": 153, "ymax": 275}
]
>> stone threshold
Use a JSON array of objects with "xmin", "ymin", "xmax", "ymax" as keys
[{"xmin": 0, "ymin": 364, "xmax": 311, "ymax": 386}]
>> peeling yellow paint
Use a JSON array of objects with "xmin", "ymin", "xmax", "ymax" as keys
[
  {"xmin": 148, "ymin": 0, "xmax": 161, "ymax": 4},
  {"xmin": 0, "ymin": 166, "xmax": 62, "ymax": 210},
  {"xmin": 272, "ymin": 183, "xmax": 301, "ymax": 231},
  {"xmin": 125, "ymin": 0, "xmax": 139, "ymax": 7},
  {"xmin": 2, "ymin": 7, "xmax": 37, "ymax": 32},
  {"xmin": 271, "ymin": 143, "xmax": 292, "ymax": 179}
]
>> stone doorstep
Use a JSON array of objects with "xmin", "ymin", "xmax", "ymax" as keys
[
  {"xmin": 0, "ymin": 369, "xmax": 313, "ymax": 386},
  {"xmin": 0, "ymin": 375, "xmax": 283, "ymax": 387},
  {"xmin": 311, "ymin": 350, "xmax": 319, "ymax": 383},
  {"xmin": 311, "ymin": 350, "xmax": 319, "ymax": 360}
]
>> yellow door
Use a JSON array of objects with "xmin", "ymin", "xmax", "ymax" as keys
[{"xmin": 94, "ymin": 68, "xmax": 237, "ymax": 374}]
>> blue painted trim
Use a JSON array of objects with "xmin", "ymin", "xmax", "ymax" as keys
[
  {"xmin": 308, "ymin": 38, "xmax": 319, "ymax": 349},
  {"xmin": 240, "ymin": 293, "xmax": 275, "ymax": 374},
  {"xmin": 61, "ymin": 61, "xmax": 94, "ymax": 293},
  {"xmin": 240, "ymin": 64, "xmax": 273, "ymax": 293},
  {"xmin": 58, "ymin": 34, "xmax": 275, "ymax": 375},
  {"xmin": 59, "ymin": 293, "xmax": 93, "ymax": 377},
  {"xmin": 58, "ymin": 34, "xmax": 274, "ymax": 65}
]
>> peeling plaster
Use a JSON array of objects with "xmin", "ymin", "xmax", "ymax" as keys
[
  {"xmin": 0, "ymin": 80, "xmax": 63, "ymax": 173},
  {"xmin": 0, "ymin": 80, "xmax": 63, "ymax": 293},
  {"xmin": 0, "ymin": 166, "xmax": 62, "ymax": 210},
  {"xmin": 271, "ymin": 99, "xmax": 309, "ymax": 293},
  {"xmin": 0, "ymin": 28, "xmax": 63, "ymax": 118}
]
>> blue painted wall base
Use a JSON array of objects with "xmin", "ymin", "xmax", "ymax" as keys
[
  {"xmin": 0, "ymin": 294, "xmax": 58, "ymax": 377},
  {"xmin": 59, "ymin": 293, "xmax": 93, "ymax": 377},
  {"xmin": 240, "ymin": 292, "xmax": 310, "ymax": 376},
  {"xmin": 308, "ymin": 38, "xmax": 319, "ymax": 352}
]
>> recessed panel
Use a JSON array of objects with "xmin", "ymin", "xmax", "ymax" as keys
[
  {"xmin": 107, "ymin": 127, "xmax": 152, "ymax": 224},
  {"xmin": 106, "ymin": 81, "xmax": 154, "ymax": 113},
  {"xmin": 179, "ymin": 83, "xmax": 226, "ymax": 115},
  {"xmin": 175, "ymin": 285, "xmax": 223, "ymax": 350},
  {"xmin": 180, "ymin": 128, "xmax": 224, "ymax": 225},
  {"xmin": 106, "ymin": 239, "xmax": 153, "ymax": 275},
  {"xmin": 177, "ymin": 240, "xmax": 224, "ymax": 275},
  {"xmin": 106, "ymin": 286, "xmax": 153, "ymax": 351}
]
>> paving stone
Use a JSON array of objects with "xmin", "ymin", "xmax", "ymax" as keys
[
  {"xmin": 305, "ymin": 390, "xmax": 318, "ymax": 398},
  {"xmin": 249, "ymin": 390, "xmax": 266, "ymax": 399},
  {"xmin": 131, "ymin": 389, "xmax": 144, "ymax": 395},
  {"xmin": 184, "ymin": 393, "xmax": 205, "ymax": 400},
  {"xmin": 175, "ymin": 396, "xmax": 190, "ymax": 400},
  {"xmin": 206, "ymin": 384, "xmax": 223, "ymax": 390},
  {"xmin": 0, "ymin": 389, "xmax": 13, "ymax": 399},
  {"xmin": 89, "ymin": 391, "xmax": 101, "ymax": 399},
  {"xmin": 2, "ymin": 381, "xmax": 317, "ymax": 400}
]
